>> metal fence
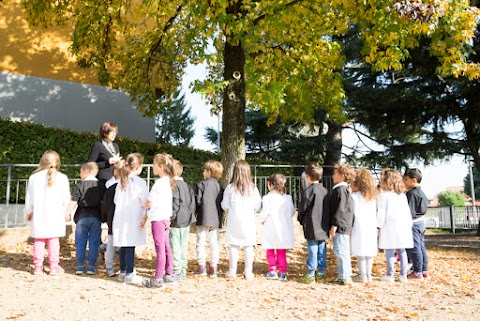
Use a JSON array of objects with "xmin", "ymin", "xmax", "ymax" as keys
[
  {"xmin": 424, "ymin": 206, "xmax": 479, "ymax": 232},
  {"xmin": 1, "ymin": 163, "xmax": 333, "ymax": 228}
]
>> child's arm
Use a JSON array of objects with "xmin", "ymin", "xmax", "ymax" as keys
[
  {"xmin": 220, "ymin": 184, "xmax": 232, "ymax": 211},
  {"xmin": 140, "ymin": 200, "xmax": 151, "ymax": 228},
  {"xmin": 65, "ymin": 201, "xmax": 77, "ymax": 222},
  {"xmin": 297, "ymin": 190, "xmax": 310, "ymax": 224},
  {"xmin": 259, "ymin": 195, "xmax": 270, "ymax": 223},
  {"xmin": 376, "ymin": 192, "xmax": 386, "ymax": 229}
]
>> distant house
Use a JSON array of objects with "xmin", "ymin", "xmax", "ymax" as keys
[{"xmin": 0, "ymin": 2, "xmax": 155, "ymax": 142}]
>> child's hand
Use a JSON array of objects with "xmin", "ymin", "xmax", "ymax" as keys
[
  {"xmin": 140, "ymin": 216, "xmax": 147, "ymax": 229},
  {"xmin": 145, "ymin": 200, "xmax": 151, "ymax": 210},
  {"xmin": 329, "ymin": 226, "xmax": 337, "ymax": 238},
  {"xmin": 26, "ymin": 213, "xmax": 33, "ymax": 221},
  {"xmin": 65, "ymin": 214, "xmax": 71, "ymax": 222}
]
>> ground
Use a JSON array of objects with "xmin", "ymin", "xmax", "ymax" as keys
[{"xmin": 0, "ymin": 230, "xmax": 479, "ymax": 321}]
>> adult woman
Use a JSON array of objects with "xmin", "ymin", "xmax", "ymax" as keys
[{"xmin": 87, "ymin": 121, "xmax": 121, "ymax": 185}]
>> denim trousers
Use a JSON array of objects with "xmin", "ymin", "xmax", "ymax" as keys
[
  {"xmin": 119, "ymin": 246, "xmax": 135, "ymax": 274},
  {"xmin": 406, "ymin": 221, "xmax": 428, "ymax": 273},
  {"xmin": 266, "ymin": 249, "xmax": 288, "ymax": 273},
  {"xmin": 152, "ymin": 220, "xmax": 173, "ymax": 280},
  {"xmin": 75, "ymin": 216, "xmax": 102, "ymax": 269},
  {"xmin": 169, "ymin": 226, "xmax": 190, "ymax": 274},
  {"xmin": 333, "ymin": 233, "xmax": 352, "ymax": 280},
  {"xmin": 306, "ymin": 239, "xmax": 327, "ymax": 275}
]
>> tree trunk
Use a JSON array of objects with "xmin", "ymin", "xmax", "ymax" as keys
[
  {"xmin": 221, "ymin": 37, "xmax": 246, "ymax": 186},
  {"xmin": 323, "ymin": 120, "xmax": 342, "ymax": 177}
]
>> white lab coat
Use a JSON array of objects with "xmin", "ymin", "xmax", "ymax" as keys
[
  {"xmin": 24, "ymin": 170, "xmax": 70, "ymax": 238},
  {"xmin": 222, "ymin": 184, "xmax": 262, "ymax": 246},
  {"xmin": 376, "ymin": 191, "xmax": 413, "ymax": 249},
  {"xmin": 350, "ymin": 192, "xmax": 378, "ymax": 256},
  {"xmin": 259, "ymin": 192, "xmax": 295, "ymax": 249},
  {"xmin": 112, "ymin": 175, "xmax": 148, "ymax": 247}
]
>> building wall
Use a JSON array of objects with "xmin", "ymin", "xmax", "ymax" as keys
[{"xmin": 0, "ymin": 1, "xmax": 155, "ymax": 142}]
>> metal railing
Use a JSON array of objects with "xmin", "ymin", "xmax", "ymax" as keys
[{"xmin": 424, "ymin": 206, "xmax": 479, "ymax": 232}]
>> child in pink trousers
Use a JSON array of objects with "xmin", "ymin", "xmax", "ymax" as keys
[{"xmin": 25, "ymin": 150, "xmax": 71, "ymax": 276}]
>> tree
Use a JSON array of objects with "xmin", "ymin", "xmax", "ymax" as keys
[
  {"xmin": 463, "ymin": 165, "xmax": 480, "ymax": 200},
  {"xmin": 22, "ymin": 1, "xmax": 480, "ymax": 184},
  {"xmin": 437, "ymin": 191, "xmax": 466, "ymax": 207},
  {"xmin": 155, "ymin": 90, "xmax": 195, "ymax": 146}
]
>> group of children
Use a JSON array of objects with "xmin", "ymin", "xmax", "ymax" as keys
[{"xmin": 25, "ymin": 150, "xmax": 429, "ymax": 286}]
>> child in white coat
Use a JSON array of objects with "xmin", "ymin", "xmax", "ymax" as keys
[
  {"xmin": 221, "ymin": 160, "xmax": 262, "ymax": 280},
  {"xmin": 112, "ymin": 153, "xmax": 148, "ymax": 284},
  {"xmin": 377, "ymin": 169, "xmax": 413, "ymax": 283},
  {"xmin": 350, "ymin": 168, "xmax": 378, "ymax": 283},
  {"xmin": 25, "ymin": 150, "xmax": 70, "ymax": 276},
  {"xmin": 260, "ymin": 174, "xmax": 295, "ymax": 281}
]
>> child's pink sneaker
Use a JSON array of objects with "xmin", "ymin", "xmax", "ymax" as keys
[
  {"xmin": 33, "ymin": 266, "xmax": 43, "ymax": 275},
  {"xmin": 49, "ymin": 266, "xmax": 65, "ymax": 276}
]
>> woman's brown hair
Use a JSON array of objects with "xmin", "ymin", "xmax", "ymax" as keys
[{"xmin": 99, "ymin": 121, "xmax": 118, "ymax": 139}]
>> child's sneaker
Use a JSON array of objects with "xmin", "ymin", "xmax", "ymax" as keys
[
  {"xmin": 163, "ymin": 274, "xmax": 175, "ymax": 283},
  {"xmin": 76, "ymin": 266, "xmax": 84, "ymax": 275},
  {"xmin": 225, "ymin": 271, "xmax": 236, "ymax": 279},
  {"xmin": 143, "ymin": 277, "xmax": 164, "ymax": 288},
  {"xmin": 49, "ymin": 266, "xmax": 65, "ymax": 276},
  {"xmin": 278, "ymin": 273, "xmax": 287, "ymax": 281},
  {"xmin": 298, "ymin": 273, "xmax": 315, "ymax": 284},
  {"xmin": 125, "ymin": 271, "xmax": 142, "ymax": 284},
  {"xmin": 333, "ymin": 278, "xmax": 351, "ymax": 285},
  {"xmin": 398, "ymin": 275, "xmax": 408, "ymax": 283},
  {"xmin": 380, "ymin": 275, "xmax": 395, "ymax": 283},
  {"xmin": 315, "ymin": 273, "xmax": 326, "ymax": 283},
  {"xmin": 117, "ymin": 271, "xmax": 126, "ymax": 282},
  {"xmin": 173, "ymin": 272, "xmax": 185, "ymax": 281},
  {"xmin": 195, "ymin": 265, "xmax": 207, "ymax": 276},
  {"xmin": 208, "ymin": 265, "xmax": 218, "ymax": 278},
  {"xmin": 33, "ymin": 266, "xmax": 43, "ymax": 275},
  {"xmin": 264, "ymin": 271, "xmax": 279, "ymax": 280},
  {"xmin": 106, "ymin": 267, "xmax": 116, "ymax": 277},
  {"xmin": 422, "ymin": 272, "xmax": 431, "ymax": 280},
  {"xmin": 407, "ymin": 272, "xmax": 424, "ymax": 280},
  {"xmin": 244, "ymin": 273, "xmax": 255, "ymax": 281},
  {"xmin": 87, "ymin": 267, "xmax": 97, "ymax": 275}
]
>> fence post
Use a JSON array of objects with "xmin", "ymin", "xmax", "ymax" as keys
[
  {"xmin": 449, "ymin": 206, "xmax": 455, "ymax": 234},
  {"xmin": 5, "ymin": 166, "xmax": 12, "ymax": 228}
]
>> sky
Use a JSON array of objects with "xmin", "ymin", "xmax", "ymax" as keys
[{"xmin": 182, "ymin": 64, "xmax": 469, "ymax": 200}]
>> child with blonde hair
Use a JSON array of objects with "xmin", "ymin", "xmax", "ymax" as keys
[
  {"xmin": 260, "ymin": 173, "xmax": 295, "ymax": 281},
  {"xmin": 377, "ymin": 169, "xmax": 413, "ymax": 283},
  {"xmin": 221, "ymin": 160, "xmax": 262, "ymax": 280},
  {"xmin": 113, "ymin": 153, "xmax": 148, "ymax": 284},
  {"xmin": 141, "ymin": 153, "xmax": 176, "ymax": 288},
  {"xmin": 65, "ymin": 162, "xmax": 105, "ymax": 275},
  {"xmin": 25, "ymin": 150, "xmax": 70, "ymax": 276},
  {"xmin": 350, "ymin": 168, "xmax": 378, "ymax": 283}
]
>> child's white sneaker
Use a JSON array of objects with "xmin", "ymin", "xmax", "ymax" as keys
[
  {"xmin": 125, "ymin": 271, "xmax": 142, "ymax": 285},
  {"xmin": 380, "ymin": 275, "xmax": 395, "ymax": 283},
  {"xmin": 244, "ymin": 273, "xmax": 255, "ymax": 281},
  {"xmin": 117, "ymin": 272, "xmax": 126, "ymax": 282},
  {"xmin": 398, "ymin": 275, "xmax": 408, "ymax": 283}
]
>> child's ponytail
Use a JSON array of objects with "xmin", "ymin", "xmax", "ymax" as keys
[
  {"xmin": 153, "ymin": 153, "xmax": 176, "ymax": 190},
  {"xmin": 34, "ymin": 150, "xmax": 61, "ymax": 187}
]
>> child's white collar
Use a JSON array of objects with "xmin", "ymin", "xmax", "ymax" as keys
[
  {"xmin": 332, "ymin": 181, "xmax": 348, "ymax": 190},
  {"xmin": 83, "ymin": 175, "xmax": 98, "ymax": 181}
]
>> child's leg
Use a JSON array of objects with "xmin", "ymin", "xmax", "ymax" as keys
[
  {"xmin": 208, "ymin": 227, "xmax": 220, "ymax": 267},
  {"xmin": 152, "ymin": 221, "xmax": 167, "ymax": 280},
  {"xmin": 266, "ymin": 249, "xmax": 277, "ymax": 272},
  {"xmin": 366, "ymin": 256, "xmax": 373, "ymax": 282},
  {"xmin": 33, "ymin": 238, "xmax": 46, "ymax": 268},
  {"xmin": 276, "ymin": 249, "xmax": 287, "ymax": 273},
  {"xmin": 385, "ymin": 249, "xmax": 396, "ymax": 276},
  {"xmin": 244, "ymin": 245, "xmax": 254, "ymax": 277},
  {"xmin": 46, "ymin": 237, "xmax": 60, "ymax": 269},
  {"xmin": 357, "ymin": 256, "xmax": 366, "ymax": 277},
  {"xmin": 333, "ymin": 234, "xmax": 352, "ymax": 280},
  {"xmin": 87, "ymin": 217, "xmax": 102, "ymax": 270},
  {"xmin": 306, "ymin": 240, "xmax": 319, "ymax": 275},
  {"xmin": 104, "ymin": 234, "xmax": 115, "ymax": 270},
  {"xmin": 169, "ymin": 227, "xmax": 183, "ymax": 274},
  {"xmin": 397, "ymin": 248, "xmax": 408, "ymax": 276},
  {"xmin": 228, "ymin": 244, "xmax": 240, "ymax": 276},
  {"xmin": 163, "ymin": 221, "xmax": 174, "ymax": 276},
  {"xmin": 124, "ymin": 247, "xmax": 135, "ymax": 274},
  {"xmin": 75, "ymin": 218, "xmax": 88, "ymax": 270},
  {"xmin": 316, "ymin": 240, "xmax": 327, "ymax": 274},
  {"xmin": 179, "ymin": 226, "xmax": 190, "ymax": 273},
  {"xmin": 119, "ymin": 247, "xmax": 126, "ymax": 273},
  {"xmin": 196, "ymin": 225, "xmax": 208, "ymax": 267}
]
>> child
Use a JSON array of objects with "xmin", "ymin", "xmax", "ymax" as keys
[
  {"xmin": 141, "ymin": 153, "xmax": 176, "ymax": 288},
  {"xmin": 297, "ymin": 162, "xmax": 330, "ymax": 284},
  {"xmin": 403, "ymin": 168, "xmax": 429, "ymax": 280},
  {"xmin": 101, "ymin": 161, "xmax": 123, "ymax": 277},
  {"xmin": 329, "ymin": 163, "xmax": 355, "ymax": 285},
  {"xmin": 377, "ymin": 169, "xmax": 413, "ymax": 283},
  {"xmin": 221, "ymin": 160, "xmax": 262, "ymax": 280},
  {"xmin": 260, "ymin": 174, "xmax": 295, "ymax": 281},
  {"xmin": 170, "ymin": 160, "xmax": 196, "ymax": 280},
  {"xmin": 113, "ymin": 153, "xmax": 148, "ymax": 284},
  {"xmin": 65, "ymin": 162, "xmax": 105, "ymax": 275},
  {"xmin": 25, "ymin": 150, "xmax": 70, "ymax": 276},
  {"xmin": 350, "ymin": 168, "xmax": 378, "ymax": 283},
  {"xmin": 195, "ymin": 160, "xmax": 224, "ymax": 277}
]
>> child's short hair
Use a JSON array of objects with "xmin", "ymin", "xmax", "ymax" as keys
[
  {"xmin": 174, "ymin": 160, "xmax": 183, "ymax": 177},
  {"xmin": 268, "ymin": 173, "xmax": 286, "ymax": 194},
  {"xmin": 204, "ymin": 160, "xmax": 223, "ymax": 180},
  {"xmin": 333, "ymin": 163, "xmax": 355, "ymax": 184},
  {"xmin": 305, "ymin": 162, "xmax": 323, "ymax": 181},
  {"xmin": 81, "ymin": 162, "xmax": 99, "ymax": 176},
  {"xmin": 404, "ymin": 168, "xmax": 422, "ymax": 183},
  {"xmin": 380, "ymin": 168, "xmax": 406, "ymax": 194}
]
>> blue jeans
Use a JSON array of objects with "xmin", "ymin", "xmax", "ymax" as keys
[
  {"xmin": 119, "ymin": 247, "xmax": 135, "ymax": 274},
  {"xmin": 407, "ymin": 221, "xmax": 428, "ymax": 273},
  {"xmin": 333, "ymin": 234, "xmax": 352, "ymax": 280},
  {"xmin": 75, "ymin": 216, "xmax": 102, "ymax": 270},
  {"xmin": 306, "ymin": 239, "xmax": 327, "ymax": 275}
]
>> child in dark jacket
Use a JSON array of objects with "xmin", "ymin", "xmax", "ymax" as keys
[
  {"xmin": 195, "ymin": 160, "xmax": 224, "ymax": 277},
  {"xmin": 170, "ymin": 160, "xmax": 196, "ymax": 280},
  {"xmin": 297, "ymin": 162, "xmax": 330, "ymax": 284},
  {"xmin": 329, "ymin": 163, "xmax": 355, "ymax": 285}
]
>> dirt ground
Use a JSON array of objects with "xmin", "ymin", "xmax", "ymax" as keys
[{"xmin": 0, "ymin": 229, "xmax": 479, "ymax": 321}]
